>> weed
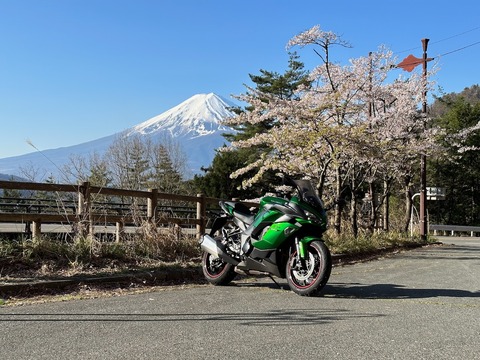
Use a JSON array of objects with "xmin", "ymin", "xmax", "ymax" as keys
[
  {"xmin": 0, "ymin": 223, "xmax": 201, "ymax": 276},
  {"xmin": 324, "ymin": 229, "xmax": 427, "ymax": 255}
]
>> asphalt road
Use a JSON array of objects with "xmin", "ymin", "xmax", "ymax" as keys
[{"xmin": 1, "ymin": 236, "xmax": 479, "ymax": 360}]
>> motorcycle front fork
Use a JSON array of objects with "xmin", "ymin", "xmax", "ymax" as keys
[{"xmin": 295, "ymin": 237, "xmax": 307, "ymax": 267}]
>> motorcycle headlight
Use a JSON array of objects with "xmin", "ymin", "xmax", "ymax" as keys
[{"xmin": 305, "ymin": 210, "xmax": 323, "ymax": 224}]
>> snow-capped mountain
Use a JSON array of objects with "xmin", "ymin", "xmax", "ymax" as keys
[
  {"xmin": 131, "ymin": 93, "xmax": 234, "ymax": 138},
  {"xmin": 0, "ymin": 93, "xmax": 236, "ymax": 180}
]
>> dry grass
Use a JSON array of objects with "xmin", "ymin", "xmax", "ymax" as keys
[
  {"xmin": 324, "ymin": 229, "xmax": 428, "ymax": 255},
  {"xmin": 0, "ymin": 224, "xmax": 201, "ymax": 280}
]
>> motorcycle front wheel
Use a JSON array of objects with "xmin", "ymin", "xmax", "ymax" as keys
[
  {"xmin": 286, "ymin": 240, "xmax": 332, "ymax": 296},
  {"xmin": 201, "ymin": 251, "xmax": 236, "ymax": 286}
]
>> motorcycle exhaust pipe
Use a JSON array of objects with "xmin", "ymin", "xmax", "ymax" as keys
[{"xmin": 199, "ymin": 234, "xmax": 239, "ymax": 265}]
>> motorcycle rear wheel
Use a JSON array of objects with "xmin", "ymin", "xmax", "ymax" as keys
[
  {"xmin": 286, "ymin": 240, "xmax": 332, "ymax": 296},
  {"xmin": 201, "ymin": 251, "xmax": 237, "ymax": 285}
]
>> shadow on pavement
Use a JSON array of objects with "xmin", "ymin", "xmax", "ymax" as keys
[
  {"xmin": 0, "ymin": 307, "xmax": 385, "ymax": 326},
  {"xmin": 231, "ymin": 279, "xmax": 480, "ymax": 299},
  {"xmin": 324, "ymin": 282, "xmax": 480, "ymax": 299}
]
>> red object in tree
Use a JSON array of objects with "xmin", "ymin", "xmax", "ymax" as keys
[{"xmin": 397, "ymin": 54, "xmax": 423, "ymax": 72}]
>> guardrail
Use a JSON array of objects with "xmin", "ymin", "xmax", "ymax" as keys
[
  {"xmin": 0, "ymin": 180, "xmax": 243, "ymax": 241},
  {"xmin": 430, "ymin": 224, "xmax": 480, "ymax": 237}
]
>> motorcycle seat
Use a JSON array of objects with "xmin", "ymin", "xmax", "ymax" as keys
[{"xmin": 233, "ymin": 203, "xmax": 255, "ymax": 225}]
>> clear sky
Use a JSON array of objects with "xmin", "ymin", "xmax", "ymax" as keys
[{"xmin": 1, "ymin": 0, "xmax": 479, "ymax": 159}]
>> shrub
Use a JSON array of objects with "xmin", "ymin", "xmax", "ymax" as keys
[{"xmin": 324, "ymin": 229, "xmax": 425, "ymax": 255}]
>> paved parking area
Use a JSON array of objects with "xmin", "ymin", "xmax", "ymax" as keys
[{"xmin": 1, "ymin": 236, "xmax": 479, "ymax": 359}]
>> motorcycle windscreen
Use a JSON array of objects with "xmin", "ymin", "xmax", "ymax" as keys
[{"xmin": 293, "ymin": 180, "xmax": 325, "ymax": 210}]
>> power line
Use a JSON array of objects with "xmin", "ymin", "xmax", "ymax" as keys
[
  {"xmin": 431, "ymin": 26, "xmax": 480, "ymax": 45},
  {"xmin": 395, "ymin": 25, "xmax": 480, "ymax": 54},
  {"xmin": 437, "ymin": 40, "xmax": 480, "ymax": 57}
]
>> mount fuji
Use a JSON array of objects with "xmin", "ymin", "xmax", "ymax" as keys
[{"xmin": 0, "ymin": 93, "xmax": 236, "ymax": 180}]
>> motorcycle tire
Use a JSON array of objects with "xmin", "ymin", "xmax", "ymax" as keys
[
  {"xmin": 201, "ymin": 251, "xmax": 237, "ymax": 286},
  {"xmin": 286, "ymin": 240, "xmax": 332, "ymax": 296}
]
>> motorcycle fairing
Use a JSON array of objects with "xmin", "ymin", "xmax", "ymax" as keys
[{"xmin": 236, "ymin": 247, "xmax": 287, "ymax": 278}]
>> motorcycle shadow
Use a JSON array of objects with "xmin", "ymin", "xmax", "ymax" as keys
[
  {"xmin": 323, "ymin": 282, "xmax": 480, "ymax": 299},
  {"xmin": 227, "ymin": 278, "xmax": 480, "ymax": 300},
  {"xmin": 231, "ymin": 276, "xmax": 291, "ymax": 291}
]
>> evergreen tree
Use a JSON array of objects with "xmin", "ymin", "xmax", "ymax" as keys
[
  {"xmin": 225, "ymin": 52, "xmax": 310, "ymax": 143},
  {"xmin": 196, "ymin": 52, "xmax": 311, "ymax": 199},
  {"xmin": 193, "ymin": 147, "xmax": 266, "ymax": 200},
  {"xmin": 148, "ymin": 144, "xmax": 183, "ymax": 194},
  {"xmin": 1, "ymin": 177, "xmax": 24, "ymax": 212},
  {"xmin": 429, "ymin": 90, "xmax": 480, "ymax": 225},
  {"xmin": 88, "ymin": 156, "xmax": 111, "ymax": 188}
]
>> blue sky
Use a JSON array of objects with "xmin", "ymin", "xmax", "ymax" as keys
[{"xmin": 1, "ymin": 0, "xmax": 479, "ymax": 159}]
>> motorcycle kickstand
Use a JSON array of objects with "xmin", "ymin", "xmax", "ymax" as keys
[{"xmin": 268, "ymin": 275, "xmax": 285, "ymax": 290}]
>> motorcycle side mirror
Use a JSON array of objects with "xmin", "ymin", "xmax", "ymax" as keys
[{"xmin": 281, "ymin": 176, "xmax": 296, "ymax": 187}]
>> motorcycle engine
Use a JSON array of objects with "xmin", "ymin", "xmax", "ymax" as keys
[{"xmin": 222, "ymin": 224, "xmax": 242, "ymax": 254}]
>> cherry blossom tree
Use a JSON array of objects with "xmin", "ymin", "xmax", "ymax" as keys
[{"xmin": 223, "ymin": 25, "xmax": 478, "ymax": 235}]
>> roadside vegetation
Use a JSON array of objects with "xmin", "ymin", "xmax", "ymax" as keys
[
  {"xmin": 0, "ymin": 226, "xmax": 201, "ymax": 279},
  {"xmin": 0, "ymin": 227, "xmax": 430, "ymax": 283}
]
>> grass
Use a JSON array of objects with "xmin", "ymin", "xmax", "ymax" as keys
[
  {"xmin": 324, "ymin": 229, "xmax": 430, "ymax": 256},
  {"xmin": 0, "ymin": 226, "xmax": 430, "ymax": 279},
  {"xmin": 0, "ymin": 225, "xmax": 201, "ymax": 279}
]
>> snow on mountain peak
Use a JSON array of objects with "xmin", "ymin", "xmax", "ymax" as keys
[{"xmin": 130, "ymin": 93, "xmax": 236, "ymax": 139}]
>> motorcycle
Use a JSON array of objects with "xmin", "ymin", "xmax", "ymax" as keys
[{"xmin": 198, "ymin": 178, "xmax": 332, "ymax": 296}]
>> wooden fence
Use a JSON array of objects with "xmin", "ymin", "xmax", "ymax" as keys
[
  {"xmin": 3, "ymin": 180, "xmax": 478, "ymax": 241},
  {"xmin": 0, "ymin": 180, "xmax": 228, "ymax": 241}
]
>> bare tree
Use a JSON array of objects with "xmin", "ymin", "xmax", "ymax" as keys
[{"xmin": 106, "ymin": 134, "xmax": 150, "ymax": 190}]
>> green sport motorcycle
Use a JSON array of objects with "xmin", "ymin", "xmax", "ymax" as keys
[{"xmin": 199, "ymin": 178, "xmax": 332, "ymax": 296}]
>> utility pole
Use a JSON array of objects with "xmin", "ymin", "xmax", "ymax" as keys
[
  {"xmin": 419, "ymin": 38, "xmax": 429, "ymax": 241},
  {"xmin": 397, "ymin": 39, "xmax": 433, "ymax": 241}
]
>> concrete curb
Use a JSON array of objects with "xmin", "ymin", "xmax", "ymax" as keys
[{"xmin": 0, "ymin": 267, "xmax": 203, "ymax": 298}]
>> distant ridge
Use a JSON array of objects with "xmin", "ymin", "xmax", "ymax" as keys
[
  {"xmin": 0, "ymin": 173, "xmax": 27, "ymax": 182},
  {"xmin": 0, "ymin": 93, "xmax": 236, "ymax": 179}
]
